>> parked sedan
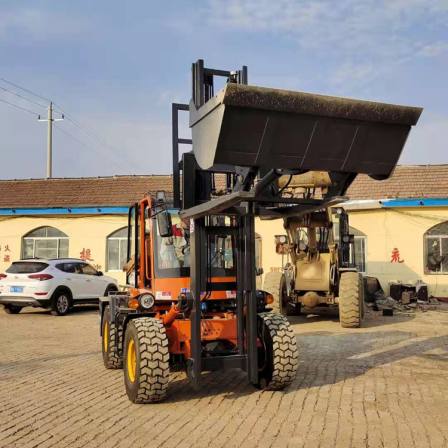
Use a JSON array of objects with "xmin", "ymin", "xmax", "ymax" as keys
[{"xmin": 0, "ymin": 258, "xmax": 118, "ymax": 315}]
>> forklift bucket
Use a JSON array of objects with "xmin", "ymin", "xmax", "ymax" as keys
[{"xmin": 190, "ymin": 84, "xmax": 422, "ymax": 178}]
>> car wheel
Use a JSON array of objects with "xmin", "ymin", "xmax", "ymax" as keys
[
  {"xmin": 51, "ymin": 290, "xmax": 71, "ymax": 316},
  {"xmin": 104, "ymin": 284, "xmax": 118, "ymax": 296},
  {"xmin": 4, "ymin": 304, "xmax": 22, "ymax": 314}
]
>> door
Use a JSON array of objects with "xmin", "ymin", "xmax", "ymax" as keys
[
  {"xmin": 79, "ymin": 263, "xmax": 107, "ymax": 297},
  {"xmin": 57, "ymin": 262, "xmax": 86, "ymax": 300}
]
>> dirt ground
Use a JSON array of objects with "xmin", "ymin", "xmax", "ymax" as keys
[{"xmin": 0, "ymin": 305, "xmax": 447, "ymax": 448}]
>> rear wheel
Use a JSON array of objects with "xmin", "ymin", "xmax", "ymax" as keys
[
  {"xmin": 124, "ymin": 317, "xmax": 170, "ymax": 403},
  {"xmin": 3, "ymin": 304, "xmax": 22, "ymax": 314},
  {"xmin": 51, "ymin": 290, "xmax": 71, "ymax": 316},
  {"xmin": 257, "ymin": 312, "xmax": 299, "ymax": 390},
  {"xmin": 104, "ymin": 284, "xmax": 118, "ymax": 296},
  {"xmin": 279, "ymin": 275, "xmax": 300, "ymax": 316},
  {"xmin": 338, "ymin": 272, "xmax": 363, "ymax": 328},
  {"xmin": 102, "ymin": 306, "xmax": 123, "ymax": 369}
]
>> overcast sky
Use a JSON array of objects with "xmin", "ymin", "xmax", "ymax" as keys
[{"xmin": 1, "ymin": 0, "xmax": 447, "ymax": 180}]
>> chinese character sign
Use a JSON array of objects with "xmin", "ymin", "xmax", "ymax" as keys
[
  {"xmin": 390, "ymin": 248, "xmax": 404, "ymax": 263},
  {"xmin": 80, "ymin": 248, "xmax": 93, "ymax": 261},
  {"xmin": 1, "ymin": 243, "xmax": 12, "ymax": 263}
]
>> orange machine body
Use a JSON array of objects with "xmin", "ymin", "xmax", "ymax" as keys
[{"xmin": 128, "ymin": 196, "xmax": 238, "ymax": 360}]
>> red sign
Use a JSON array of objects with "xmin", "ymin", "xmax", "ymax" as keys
[
  {"xmin": 80, "ymin": 248, "xmax": 93, "ymax": 261},
  {"xmin": 390, "ymin": 248, "xmax": 404, "ymax": 263}
]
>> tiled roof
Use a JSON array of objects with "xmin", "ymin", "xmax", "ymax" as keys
[
  {"xmin": 0, "ymin": 165, "xmax": 446, "ymax": 209},
  {"xmin": 347, "ymin": 165, "xmax": 448, "ymax": 200},
  {"xmin": 0, "ymin": 175, "xmax": 173, "ymax": 208}
]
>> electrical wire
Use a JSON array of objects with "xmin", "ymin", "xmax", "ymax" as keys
[
  {"xmin": 0, "ymin": 77, "xmax": 118, "ymax": 151},
  {"xmin": 0, "ymin": 77, "xmax": 52, "ymax": 104},
  {"xmin": 0, "ymin": 85, "xmax": 48, "ymax": 109},
  {"xmin": 53, "ymin": 123, "xmax": 103, "ymax": 154},
  {"xmin": 1, "ymin": 77, "xmax": 129, "ymax": 168},
  {"xmin": 54, "ymin": 123, "xmax": 125, "ymax": 172},
  {"xmin": 0, "ymin": 97, "xmax": 40, "ymax": 116}
]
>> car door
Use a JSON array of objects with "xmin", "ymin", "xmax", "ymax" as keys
[
  {"xmin": 79, "ymin": 263, "xmax": 106, "ymax": 297},
  {"xmin": 56, "ymin": 262, "xmax": 86, "ymax": 300}
]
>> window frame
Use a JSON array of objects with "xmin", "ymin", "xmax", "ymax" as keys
[
  {"xmin": 352, "ymin": 235, "xmax": 367, "ymax": 274},
  {"xmin": 424, "ymin": 232, "xmax": 448, "ymax": 275},
  {"xmin": 80, "ymin": 262, "xmax": 99, "ymax": 276},
  {"xmin": 22, "ymin": 227, "xmax": 69, "ymax": 260},
  {"xmin": 106, "ymin": 227, "xmax": 128, "ymax": 272}
]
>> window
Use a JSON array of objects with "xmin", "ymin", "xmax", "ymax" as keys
[
  {"xmin": 56, "ymin": 262, "xmax": 79, "ymax": 274},
  {"xmin": 6, "ymin": 262, "xmax": 48, "ymax": 273},
  {"xmin": 157, "ymin": 214, "xmax": 190, "ymax": 270},
  {"xmin": 333, "ymin": 223, "xmax": 367, "ymax": 273},
  {"xmin": 22, "ymin": 227, "xmax": 69, "ymax": 259},
  {"xmin": 154, "ymin": 212, "xmax": 237, "ymax": 278},
  {"xmin": 107, "ymin": 227, "xmax": 128, "ymax": 271},
  {"xmin": 353, "ymin": 232, "xmax": 367, "ymax": 273},
  {"xmin": 80, "ymin": 263, "xmax": 98, "ymax": 275},
  {"xmin": 424, "ymin": 222, "xmax": 448, "ymax": 274}
]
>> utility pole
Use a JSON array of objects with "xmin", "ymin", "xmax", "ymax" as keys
[{"xmin": 38, "ymin": 102, "xmax": 64, "ymax": 178}]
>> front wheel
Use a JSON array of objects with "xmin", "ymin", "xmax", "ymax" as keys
[
  {"xmin": 257, "ymin": 312, "xmax": 299, "ymax": 390},
  {"xmin": 4, "ymin": 304, "xmax": 22, "ymax": 314},
  {"xmin": 338, "ymin": 272, "xmax": 363, "ymax": 328},
  {"xmin": 124, "ymin": 317, "xmax": 170, "ymax": 403}
]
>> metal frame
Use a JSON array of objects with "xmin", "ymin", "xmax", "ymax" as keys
[
  {"xmin": 173, "ymin": 59, "xmax": 369, "ymax": 388},
  {"xmin": 172, "ymin": 103, "xmax": 191, "ymax": 209}
]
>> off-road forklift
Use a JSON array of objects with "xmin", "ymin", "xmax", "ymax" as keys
[{"xmin": 99, "ymin": 59, "xmax": 422, "ymax": 403}]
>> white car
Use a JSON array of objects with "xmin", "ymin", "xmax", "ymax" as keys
[{"xmin": 0, "ymin": 258, "xmax": 118, "ymax": 316}]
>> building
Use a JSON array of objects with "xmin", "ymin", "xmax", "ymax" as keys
[
  {"xmin": 342, "ymin": 165, "xmax": 448, "ymax": 297},
  {"xmin": 0, "ymin": 176, "xmax": 171, "ymax": 284},
  {"xmin": 1, "ymin": 166, "xmax": 447, "ymax": 297}
]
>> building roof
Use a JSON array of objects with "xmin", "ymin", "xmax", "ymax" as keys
[
  {"xmin": 0, "ymin": 175, "xmax": 173, "ymax": 208},
  {"xmin": 346, "ymin": 165, "xmax": 448, "ymax": 200},
  {"xmin": 0, "ymin": 164, "xmax": 447, "ymax": 209}
]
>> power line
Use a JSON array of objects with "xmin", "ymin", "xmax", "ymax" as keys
[
  {"xmin": 57, "ymin": 111, "xmax": 124, "ymax": 156},
  {"xmin": 1, "ymin": 76, "xmax": 130, "ymax": 168},
  {"xmin": 0, "ymin": 77, "xmax": 52, "ymax": 104},
  {"xmin": 53, "ymin": 123, "xmax": 98, "ymax": 152},
  {"xmin": 53, "ymin": 123, "xmax": 123, "ymax": 170},
  {"xmin": 0, "ymin": 97, "xmax": 40, "ymax": 116},
  {"xmin": 1, "ymin": 76, "xmax": 125, "ymax": 156},
  {"xmin": 0, "ymin": 84, "xmax": 48, "ymax": 109}
]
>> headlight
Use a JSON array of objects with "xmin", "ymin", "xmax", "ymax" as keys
[{"xmin": 138, "ymin": 293, "xmax": 155, "ymax": 309}]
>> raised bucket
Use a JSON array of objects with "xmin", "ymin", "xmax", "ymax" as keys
[{"xmin": 190, "ymin": 84, "xmax": 422, "ymax": 178}]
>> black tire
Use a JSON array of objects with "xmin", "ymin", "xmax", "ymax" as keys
[
  {"xmin": 279, "ymin": 275, "xmax": 300, "ymax": 316},
  {"xmin": 104, "ymin": 284, "xmax": 118, "ymax": 296},
  {"xmin": 102, "ymin": 306, "xmax": 123, "ymax": 369},
  {"xmin": 3, "ymin": 304, "xmax": 22, "ymax": 314},
  {"xmin": 257, "ymin": 312, "xmax": 299, "ymax": 390},
  {"xmin": 51, "ymin": 289, "xmax": 72, "ymax": 316},
  {"xmin": 338, "ymin": 272, "xmax": 363, "ymax": 328},
  {"xmin": 124, "ymin": 317, "xmax": 170, "ymax": 403},
  {"xmin": 359, "ymin": 274, "xmax": 365, "ymax": 319}
]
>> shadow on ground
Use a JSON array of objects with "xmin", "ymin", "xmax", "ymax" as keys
[
  {"xmin": 162, "ymin": 318, "xmax": 448, "ymax": 403},
  {"xmin": 4, "ymin": 304, "xmax": 99, "ymax": 317}
]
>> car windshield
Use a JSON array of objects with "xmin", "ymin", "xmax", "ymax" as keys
[
  {"xmin": 6, "ymin": 262, "xmax": 48, "ymax": 274},
  {"xmin": 154, "ymin": 212, "xmax": 236, "ymax": 278}
]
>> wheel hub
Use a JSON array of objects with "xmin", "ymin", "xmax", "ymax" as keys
[
  {"xmin": 127, "ymin": 339, "xmax": 137, "ymax": 383},
  {"xmin": 57, "ymin": 295, "xmax": 69, "ymax": 313},
  {"xmin": 103, "ymin": 321, "xmax": 109, "ymax": 353}
]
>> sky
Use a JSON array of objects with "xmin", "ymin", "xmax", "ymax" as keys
[{"xmin": 0, "ymin": 0, "xmax": 447, "ymax": 180}]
